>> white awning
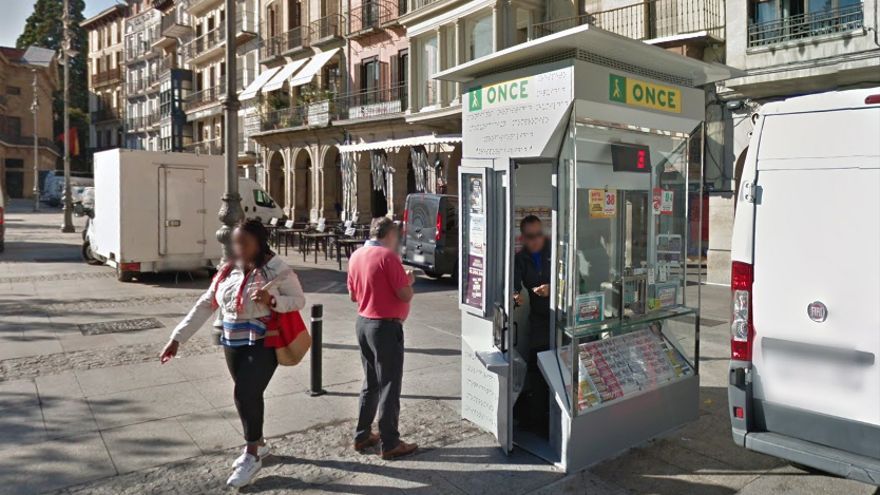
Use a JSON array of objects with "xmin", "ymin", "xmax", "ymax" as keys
[
  {"xmin": 262, "ymin": 59, "xmax": 308, "ymax": 93},
  {"xmin": 290, "ymin": 48, "xmax": 340, "ymax": 88},
  {"xmin": 337, "ymin": 134, "xmax": 462, "ymax": 153},
  {"xmin": 239, "ymin": 67, "xmax": 281, "ymax": 101}
]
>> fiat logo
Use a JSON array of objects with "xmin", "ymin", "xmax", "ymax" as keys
[{"xmin": 807, "ymin": 301, "xmax": 828, "ymax": 322}]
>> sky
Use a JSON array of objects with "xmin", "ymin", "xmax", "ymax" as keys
[{"xmin": 0, "ymin": 0, "xmax": 123, "ymax": 49}]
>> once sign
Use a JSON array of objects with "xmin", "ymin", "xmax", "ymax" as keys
[{"xmin": 609, "ymin": 74, "xmax": 681, "ymax": 114}]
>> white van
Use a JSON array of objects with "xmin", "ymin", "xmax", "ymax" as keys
[
  {"xmin": 239, "ymin": 177, "xmax": 283, "ymax": 223},
  {"xmin": 728, "ymin": 88, "xmax": 880, "ymax": 484}
]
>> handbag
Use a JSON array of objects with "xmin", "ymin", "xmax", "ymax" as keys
[{"xmin": 264, "ymin": 309, "xmax": 312, "ymax": 366}]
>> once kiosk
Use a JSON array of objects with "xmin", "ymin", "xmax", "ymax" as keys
[{"xmin": 438, "ymin": 25, "xmax": 738, "ymax": 472}]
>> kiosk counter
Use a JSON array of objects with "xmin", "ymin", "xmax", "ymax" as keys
[{"xmin": 437, "ymin": 24, "xmax": 740, "ymax": 472}]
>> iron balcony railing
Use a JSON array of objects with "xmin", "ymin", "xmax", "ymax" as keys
[
  {"xmin": 91, "ymin": 108, "xmax": 123, "ymax": 123},
  {"xmin": 334, "ymin": 84, "xmax": 408, "ymax": 120},
  {"xmin": 126, "ymin": 116, "xmax": 146, "ymax": 130},
  {"xmin": 310, "ymin": 14, "xmax": 344, "ymax": 43},
  {"xmin": 748, "ymin": 4, "xmax": 863, "ymax": 47},
  {"xmin": 92, "ymin": 67, "xmax": 123, "ymax": 87},
  {"xmin": 261, "ymin": 105, "xmax": 308, "ymax": 131},
  {"xmin": 348, "ymin": 0, "xmax": 400, "ymax": 34},
  {"xmin": 161, "ymin": 10, "xmax": 191, "ymax": 36},
  {"xmin": 185, "ymin": 138, "xmax": 224, "ymax": 155},
  {"xmin": 261, "ymin": 25, "xmax": 309, "ymax": 60},
  {"xmin": 184, "ymin": 81, "xmax": 227, "ymax": 112},
  {"xmin": 184, "ymin": 26, "xmax": 227, "ymax": 60},
  {"xmin": 127, "ymin": 79, "xmax": 146, "ymax": 94},
  {"xmin": 0, "ymin": 133, "xmax": 58, "ymax": 151},
  {"xmin": 532, "ymin": 0, "xmax": 725, "ymax": 41}
]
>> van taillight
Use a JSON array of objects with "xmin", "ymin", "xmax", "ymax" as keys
[
  {"xmin": 435, "ymin": 212, "xmax": 442, "ymax": 242},
  {"xmin": 402, "ymin": 209, "xmax": 408, "ymax": 238},
  {"xmin": 865, "ymin": 94, "xmax": 880, "ymax": 105},
  {"xmin": 731, "ymin": 261, "xmax": 754, "ymax": 361}
]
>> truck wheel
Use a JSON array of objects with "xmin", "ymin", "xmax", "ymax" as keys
[
  {"xmin": 117, "ymin": 269, "xmax": 135, "ymax": 283},
  {"xmin": 82, "ymin": 241, "xmax": 95, "ymax": 264}
]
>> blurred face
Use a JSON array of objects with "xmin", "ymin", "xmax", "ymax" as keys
[
  {"xmin": 521, "ymin": 220, "xmax": 545, "ymax": 253},
  {"xmin": 232, "ymin": 228, "xmax": 260, "ymax": 264},
  {"xmin": 380, "ymin": 227, "xmax": 400, "ymax": 251}
]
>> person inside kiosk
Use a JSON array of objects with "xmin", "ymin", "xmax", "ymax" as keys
[{"xmin": 512, "ymin": 215, "xmax": 551, "ymax": 434}]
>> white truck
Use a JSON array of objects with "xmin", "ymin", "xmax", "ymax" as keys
[
  {"xmin": 728, "ymin": 88, "xmax": 880, "ymax": 484},
  {"xmin": 85, "ymin": 149, "xmax": 224, "ymax": 282}
]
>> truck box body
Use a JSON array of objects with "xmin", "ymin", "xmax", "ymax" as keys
[{"xmin": 92, "ymin": 149, "xmax": 224, "ymax": 274}]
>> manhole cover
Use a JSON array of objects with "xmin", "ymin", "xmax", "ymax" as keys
[{"xmin": 79, "ymin": 317, "xmax": 164, "ymax": 336}]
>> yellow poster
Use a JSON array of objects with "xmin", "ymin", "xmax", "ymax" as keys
[{"xmin": 589, "ymin": 189, "xmax": 617, "ymax": 218}]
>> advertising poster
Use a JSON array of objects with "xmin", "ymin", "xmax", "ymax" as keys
[
  {"xmin": 589, "ymin": 189, "xmax": 617, "ymax": 219},
  {"xmin": 661, "ymin": 190, "xmax": 674, "ymax": 215},
  {"xmin": 656, "ymin": 234, "xmax": 683, "ymax": 265},
  {"xmin": 463, "ymin": 175, "xmax": 487, "ymax": 313},
  {"xmin": 575, "ymin": 292, "xmax": 604, "ymax": 324},
  {"xmin": 465, "ymin": 255, "xmax": 485, "ymax": 308},
  {"xmin": 655, "ymin": 282, "xmax": 679, "ymax": 308}
]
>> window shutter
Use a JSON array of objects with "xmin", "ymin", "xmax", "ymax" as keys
[
  {"xmin": 380, "ymin": 61, "xmax": 390, "ymax": 94},
  {"xmin": 389, "ymin": 54, "xmax": 399, "ymax": 95}
]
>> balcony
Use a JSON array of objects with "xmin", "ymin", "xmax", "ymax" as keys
[
  {"xmin": 184, "ymin": 82, "xmax": 226, "ymax": 113},
  {"xmin": 261, "ymin": 26, "xmax": 309, "ymax": 61},
  {"xmin": 92, "ymin": 67, "xmax": 123, "ymax": 88},
  {"xmin": 126, "ymin": 79, "xmax": 146, "ymax": 94},
  {"xmin": 348, "ymin": 0, "xmax": 401, "ymax": 36},
  {"xmin": 90, "ymin": 108, "xmax": 123, "ymax": 123},
  {"xmin": 334, "ymin": 84, "xmax": 408, "ymax": 121},
  {"xmin": 748, "ymin": 4, "xmax": 863, "ymax": 48},
  {"xmin": 531, "ymin": 0, "xmax": 725, "ymax": 43},
  {"xmin": 126, "ymin": 116, "xmax": 146, "ymax": 131},
  {"xmin": 258, "ymin": 100, "xmax": 333, "ymax": 132},
  {"xmin": 160, "ymin": 10, "xmax": 192, "ymax": 40},
  {"xmin": 185, "ymin": 138, "xmax": 224, "ymax": 155},
  {"xmin": 309, "ymin": 14, "xmax": 344, "ymax": 46},
  {"xmin": 183, "ymin": 27, "xmax": 227, "ymax": 65}
]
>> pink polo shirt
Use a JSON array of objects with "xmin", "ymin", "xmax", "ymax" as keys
[{"xmin": 347, "ymin": 245, "xmax": 411, "ymax": 321}]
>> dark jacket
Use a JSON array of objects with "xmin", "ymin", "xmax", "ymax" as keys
[{"xmin": 513, "ymin": 241, "xmax": 552, "ymax": 321}]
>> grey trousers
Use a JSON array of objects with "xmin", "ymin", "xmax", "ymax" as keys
[{"xmin": 354, "ymin": 316, "xmax": 404, "ymax": 451}]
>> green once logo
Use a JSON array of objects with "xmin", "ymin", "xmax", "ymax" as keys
[
  {"xmin": 468, "ymin": 87, "xmax": 483, "ymax": 112},
  {"xmin": 609, "ymin": 74, "xmax": 626, "ymax": 103}
]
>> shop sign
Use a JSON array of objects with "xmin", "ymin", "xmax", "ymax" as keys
[
  {"xmin": 463, "ymin": 66, "xmax": 572, "ymax": 158},
  {"xmin": 609, "ymin": 74, "xmax": 681, "ymax": 114},
  {"xmin": 589, "ymin": 189, "xmax": 617, "ymax": 218}
]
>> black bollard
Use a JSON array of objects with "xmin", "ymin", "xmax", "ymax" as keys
[{"xmin": 309, "ymin": 304, "xmax": 327, "ymax": 397}]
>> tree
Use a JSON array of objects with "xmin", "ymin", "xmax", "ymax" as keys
[{"xmin": 17, "ymin": 0, "xmax": 89, "ymax": 171}]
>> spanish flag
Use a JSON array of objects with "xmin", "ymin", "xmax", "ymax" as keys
[{"xmin": 56, "ymin": 128, "xmax": 80, "ymax": 156}]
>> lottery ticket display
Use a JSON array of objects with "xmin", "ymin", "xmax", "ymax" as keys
[{"xmin": 560, "ymin": 328, "xmax": 693, "ymax": 413}]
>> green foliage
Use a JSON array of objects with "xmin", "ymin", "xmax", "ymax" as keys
[{"xmin": 16, "ymin": 0, "xmax": 89, "ymax": 170}]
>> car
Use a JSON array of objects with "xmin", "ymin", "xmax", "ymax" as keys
[
  {"xmin": 401, "ymin": 193, "xmax": 458, "ymax": 279},
  {"xmin": 728, "ymin": 87, "xmax": 880, "ymax": 485}
]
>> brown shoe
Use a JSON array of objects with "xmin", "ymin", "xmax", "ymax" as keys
[
  {"xmin": 354, "ymin": 433, "xmax": 380, "ymax": 451},
  {"xmin": 381, "ymin": 441, "xmax": 418, "ymax": 460}
]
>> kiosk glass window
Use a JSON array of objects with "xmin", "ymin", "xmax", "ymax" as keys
[{"xmin": 552, "ymin": 120, "xmax": 700, "ymax": 416}]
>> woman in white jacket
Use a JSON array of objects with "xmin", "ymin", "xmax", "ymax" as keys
[{"xmin": 160, "ymin": 220, "xmax": 305, "ymax": 488}]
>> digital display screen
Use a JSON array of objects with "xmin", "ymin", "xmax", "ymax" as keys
[{"xmin": 611, "ymin": 143, "xmax": 652, "ymax": 173}]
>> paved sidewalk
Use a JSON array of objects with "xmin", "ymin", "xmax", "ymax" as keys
[{"xmin": 1, "ymin": 201, "xmax": 876, "ymax": 495}]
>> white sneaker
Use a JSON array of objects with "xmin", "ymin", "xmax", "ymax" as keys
[
  {"xmin": 232, "ymin": 443, "xmax": 271, "ymax": 467},
  {"xmin": 226, "ymin": 453, "xmax": 262, "ymax": 488}
]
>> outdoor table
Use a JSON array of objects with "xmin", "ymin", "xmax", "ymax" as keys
[
  {"xmin": 335, "ymin": 238, "xmax": 368, "ymax": 270},
  {"xmin": 283, "ymin": 227, "xmax": 311, "ymax": 255},
  {"xmin": 301, "ymin": 232, "xmax": 337, "ymax": 263}
]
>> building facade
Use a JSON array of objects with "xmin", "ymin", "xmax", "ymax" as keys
[
  {"xmin": 0, "ymin": 47, "xmax": 59, "ymax": 199},
  {"xmin": 708, "ymin": 0, "xmax": 880, "ymax": 283},
  {"xmin": 83, "ymin": 4, "xmax": 128, "ymax": 157}
]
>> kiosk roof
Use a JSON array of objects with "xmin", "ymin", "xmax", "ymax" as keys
[{"xmin": 435, "ymin": 24, "xmax": 741, "ymax": 87}]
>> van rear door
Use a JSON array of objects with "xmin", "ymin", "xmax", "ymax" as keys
[
  {"xmin": 406, "ymin": 194, "xmax": 439, "ymax": 266},
  {"xmin": 751, "ymin": 108, "xmax": 880, "ymax": 450},
  {"xmin": 159, "ymin": 167, "xmax": 207, "ymax": 255}
]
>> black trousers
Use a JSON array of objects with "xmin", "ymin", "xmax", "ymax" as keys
[
  {"xmin": 224, "ymin": 344, "xmax": 278, "ymax": 444},
  {"xmin": 354, "ymin": 316, "xmax": 404, "ymax": 451}
]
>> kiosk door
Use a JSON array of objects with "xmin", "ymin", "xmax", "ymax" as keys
[{"xmin": 459, "ymin": 159, "xmax": 520, "ymax": 454}]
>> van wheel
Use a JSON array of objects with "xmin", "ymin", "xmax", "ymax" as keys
[
  {"xmin": 81, "ymin": 241, "xmax": 103, "ymax": 266},
  {"xmin": 117, "ymin": 269, "xmax": 135, "ymax": 283}
]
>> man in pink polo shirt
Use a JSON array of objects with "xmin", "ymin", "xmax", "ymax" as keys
[{"xmin": 347, "ymin": 217, "xmax": 418, "ymax": 460}]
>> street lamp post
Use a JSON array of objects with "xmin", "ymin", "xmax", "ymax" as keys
[
  {"xmin": 60, "ymin": 0, "xmax": 75, "ymax": 233},
  {"xmin": 31, "ymin": 69, "xmax": 39, "ymax": 212},
  {"xmin": 216, "ymin": 0, "xmax": 243, "ymax": 260}
]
